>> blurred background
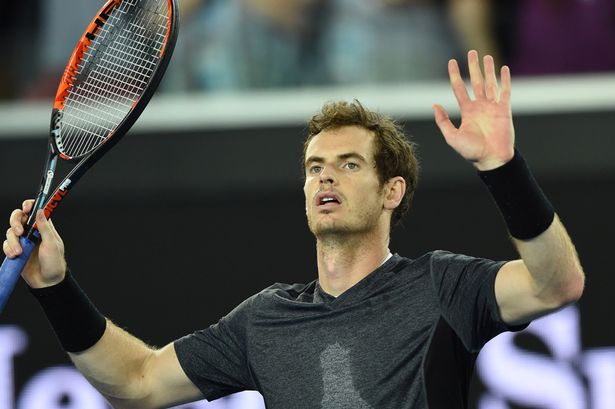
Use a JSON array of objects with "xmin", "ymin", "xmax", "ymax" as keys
[{"xmin": 1, "ymin": 0, "xmax": 615, "ymax": 408}]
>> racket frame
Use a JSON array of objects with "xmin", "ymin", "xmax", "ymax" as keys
[{"xmin": 25, "ymin": 0, "xmax": 179, "ymax": 240}]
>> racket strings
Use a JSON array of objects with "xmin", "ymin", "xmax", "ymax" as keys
[{"xmin": 58, "ymin": 0, "xmax": 170, "ymax": 158}]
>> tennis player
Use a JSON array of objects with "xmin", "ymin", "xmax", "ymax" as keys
[{"xmin": 3, "ymin": 51, "xmax": 584, "ymax": 408}]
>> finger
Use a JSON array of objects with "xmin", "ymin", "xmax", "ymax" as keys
[
  {"xmin": 3, "ymin": 239, "xmax": 19, "ymax": 258},
  {"xmin": 22, "ymin": 199, "xmax": 35, "ymax": 214},
  {"xmin": 9, "ymin": 209, "xmax": 25, "ymax": 236},
  {"xmin": 3, "ymin": 239, "xmax": 10, "ymax": 258},
  {"xmin": 483, "ymin": 55, "xmax": 498, "ymax": 101},
  {"xmin": 448, "ymin": 59, "xmax": 470, "ymax": 107},
  {"xmin": 468, "ymin": 50, "xmax": 485, "ymax": 99},
  {"xmin": 4, "ymin": 229, "xmax": 21, "ymax": 257},
  {"xmin": 46, "ymin": 218, "xmax": 63, "ymax": 244},
  {"xmin": 500, "ymin": 65, "xmax": 511, "ymax": 104},
  {"xmin": 35, "ymin": 210, "xmax": 54, "ymax": 243},
  {"xmin": 21, "ymin": 200, "xmax": 35, "ymax": 226},
  {"xmin": 432, "ymin": 104, "xmax": 458, "ymax": 142}
]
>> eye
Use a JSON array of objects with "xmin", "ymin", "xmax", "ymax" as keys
[
  {"xmin": 343, "ymin": 162, "xmax": 359, "ymax": 170},
  {"xmin": 308, "ymin": 165, "xmax": 322, "ymax": 174}
]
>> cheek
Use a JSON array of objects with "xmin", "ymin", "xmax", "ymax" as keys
[
  {"xmin": 303, "ymin": 180, "xmax": 313, "ymax": 205},
  {"xmin": 360, "ymin": 182, "xmax": 386, "ymax": 207}
]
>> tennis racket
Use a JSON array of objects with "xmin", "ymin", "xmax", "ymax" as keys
[{"xmin": 0, "ymin": 0, "xmax": 179, "ymax": 313}]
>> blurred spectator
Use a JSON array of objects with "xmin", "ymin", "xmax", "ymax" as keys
[
  {"xmin": 497, "ymin": 0, "xmax": 615, "ymax": 76},
  {"xmin": 323, "ymin": 0, "xmax": 499, "ymax": 84},
  {"xmin": 6, "ymin": 0, "xmax": 615, "ymax": 101},
  {"xmin": 165, "ymin": 0, "xmax": 328, "ymax": 91},
  {"xmin": 166, "ymin": 0, "xmax": 500, "ymax": 92}
]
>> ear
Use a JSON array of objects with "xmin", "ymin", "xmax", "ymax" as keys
[{"xmin": 383, "ymin": 176, "xmax": 406, "ymax": 211}]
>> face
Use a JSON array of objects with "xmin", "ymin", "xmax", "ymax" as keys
[{"xmin": 303, "ymin": 126, "xmax": 389, "ymax": 238}]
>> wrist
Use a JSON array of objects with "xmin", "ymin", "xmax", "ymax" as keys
[
  {"xmin": 473, "ymin": 150, "xmax": 515, "ymax": 172},
  {"xmin": 478, "ymin": 149, "xmax": 555, "ymax": 240},
  {"xmin": 29, "ymin": 269, "xmax": 107, "ymax": 353},
  {"xmin": 25, "ymin": 269, "xmax": 67, "ymax": 289}
]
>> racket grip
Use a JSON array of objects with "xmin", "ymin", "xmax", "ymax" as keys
[{"xmin": 0, "ymin": 237, "xmax": 36, "ymax": 313}]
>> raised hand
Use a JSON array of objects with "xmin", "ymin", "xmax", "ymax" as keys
[{"xmin": 433, "ymin": 50, "xmax": 515, "ymax": 171}]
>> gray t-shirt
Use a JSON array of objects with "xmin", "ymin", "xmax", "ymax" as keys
[{"xmin": 174, "ymin": 251, "xmax": 525, "ymax": 408}]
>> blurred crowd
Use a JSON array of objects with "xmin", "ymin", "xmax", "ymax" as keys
[{"xmin": 1, "ymin": 0, "xmax": 615, "ymax": 100}]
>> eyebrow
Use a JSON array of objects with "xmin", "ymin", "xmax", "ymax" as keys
[{"xmin": 304, "ymin": 152, "xmax": 369, "ymax": 166}]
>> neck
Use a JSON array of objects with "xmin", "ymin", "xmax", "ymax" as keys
[{"xmin": 316, "ymin": 230, "xmax": 390, "ymax": 297}]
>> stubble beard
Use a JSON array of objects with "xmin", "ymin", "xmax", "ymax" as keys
[{"xmin": 308, "ymin": 205, "xmax": 383, "ymax": 244}]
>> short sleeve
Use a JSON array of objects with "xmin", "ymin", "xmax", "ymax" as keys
[
  {"xmin": 429, "ymin": 250, "xmax": 527, "ymax": 352},
  {"xmin": 174, "ymin": 296, "xmax": 256, "ymax": 401}
]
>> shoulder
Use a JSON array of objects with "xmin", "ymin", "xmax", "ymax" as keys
[
  {"xmin": 425, "ymin": 250, "xmax": 505, "ymax": 272},
  {"xmin": 389, "ymin": 251, "xmax": 456, "ymax": 275},
  {"xmin": 401, "ymin": 250, "xmax": 506, "ymax": 293},
  {"xmin": 258, "ymin": 281, "xmax": 315, "ymax": 299},
  {"xmin": 250, "ymin": 281, "xmax": 319, "ymax": 307},
  {"xmin": 393, "ymin": 250, "xmax": 465, "ymax": 266},
  {"xmin": 423, "ymin": 250, "xmax": 507, "ymax": 300}
]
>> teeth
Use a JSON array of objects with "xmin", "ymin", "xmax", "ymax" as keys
[{"xmin": 321, "ymin": 197, "xmax": 338, "ymax": 204}]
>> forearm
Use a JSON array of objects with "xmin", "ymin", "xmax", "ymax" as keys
[
  {"xmin": 479, "ymin": 151, "xmax": 585, "ymax": 318},
  {"xmin": 513, "ymin": 215, "xmax": 584, "ymax": 304},
  {"xmin": 5, "ymin": 205, "xmax": 184, "ymax": 409},
  {"xmin": 30, "ymin": 273, "xmax": 159, "ymax": 409},
  {"xmin": 69, "ymin": 320, "xmax": 157, "ymax": 408}
]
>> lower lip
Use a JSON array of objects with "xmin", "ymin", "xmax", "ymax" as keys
[{"xmin": 317, "ymin": 202, "xmax": 341, "ymax": 210}]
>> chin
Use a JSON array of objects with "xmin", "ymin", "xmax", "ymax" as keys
[
  {"xmin": 310, "ymin": 218, "xmax": 366, "ymax": 238},
  {"xmin": 309, "ymin": 217, "xmax": 343, "ymax": 235}
]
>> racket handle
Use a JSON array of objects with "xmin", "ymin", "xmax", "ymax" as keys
[{"xmin": 0, "ymin": 237, "xmax": 36, "ymax": 313}]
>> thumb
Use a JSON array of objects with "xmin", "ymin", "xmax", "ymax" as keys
[
  {"xmin": 432, "ymin": 104, "xmax": 457, "ymax": 141},
  {"xmin": 35, "ymin": 210, "xmax": 54, "ymax": 242},
  {"xmin": 27, "ymin": 210, "xmax": 66, "ymax": 287}
]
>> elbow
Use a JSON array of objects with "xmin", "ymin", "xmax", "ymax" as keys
[
  {"xmin": 569, "ymin": 269, "xmax": 585, "ymax": 302},
  {"xmin": 106, "ymin": 353, "xmax": 158, "ymax": 409},
  {"xmin": 553, "ymin": 268, "xmax": 585, "ymax": 307},
  {"xmin": 107, "ymin": 392, "xmax": 155, "ymax": 409}
]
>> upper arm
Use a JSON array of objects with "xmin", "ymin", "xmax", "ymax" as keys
[
  {"xmin": 113, "ymin": 343, "xmax": 203, "ymax": 409},
  {"xmin": 495, "ymin": 259, "xmax": 569, "ymax": 326}
]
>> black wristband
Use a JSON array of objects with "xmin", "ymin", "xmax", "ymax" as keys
[
  {"xmin": 478, "ymin": 149, "xmax": 555, "ymax": 240},
  {"xmin": 29, "ymin": 270, "xmax": 107, "ymax": 353}
]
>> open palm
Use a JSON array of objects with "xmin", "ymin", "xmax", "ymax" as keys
[{"xmin": 433, "ymin": 50, "xmax": 515, "ymax": 171}]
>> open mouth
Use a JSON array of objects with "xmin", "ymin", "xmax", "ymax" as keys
[{"xmin": 316, "ymin": 192, "xmax": 341, "ymax": 208}]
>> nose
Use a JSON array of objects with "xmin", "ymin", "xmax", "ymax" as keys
[{"xmin": 319, "ymin": 166, "xmax": 336, "ymax": 185}]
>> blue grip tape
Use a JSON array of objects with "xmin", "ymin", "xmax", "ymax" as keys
[{"xmin": 0, "ymin": 236, "xmax": 36, "ymax": 313}]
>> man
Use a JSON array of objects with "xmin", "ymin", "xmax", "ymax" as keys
[{"xmin": 3, "ymin": 51, "xmax": 584, "ymax": 408}]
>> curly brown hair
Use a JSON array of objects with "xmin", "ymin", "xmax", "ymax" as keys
[{"xmin": 304, "ymin": 100, "xmax": 419, "ymax": 226}]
